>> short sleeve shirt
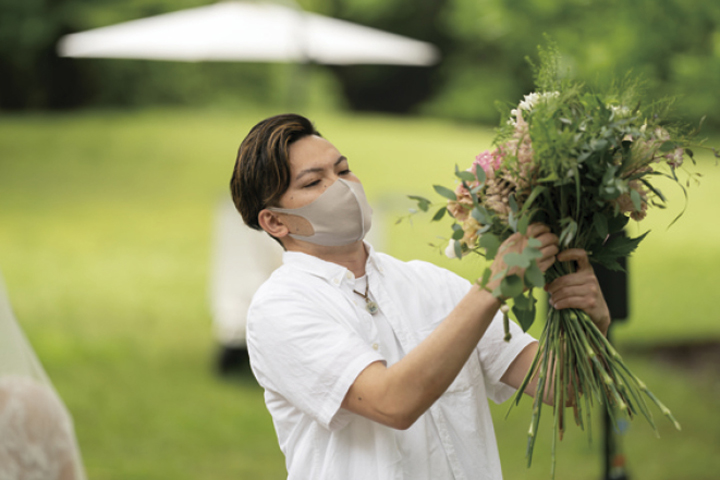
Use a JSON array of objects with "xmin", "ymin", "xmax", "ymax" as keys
[{"xmin": 246, "ymin": 244, "xmax": 536, "ymax": 480}]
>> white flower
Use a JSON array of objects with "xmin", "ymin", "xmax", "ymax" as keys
[
  {"xmin": 508, "ymin": 91, "xmax": 560, "ymax": 126},
  {"xmin": 608, "ymin": 104, "xmax": 631, "ymax": 118},
  {"xmin": 500, "ymin": 304, "xmax": 510, "ymax": 314}
]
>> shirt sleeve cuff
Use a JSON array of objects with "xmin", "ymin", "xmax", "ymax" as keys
[
  {"xmin": 318, "ymin": 350, "xmax": 386, "ymax": 431},
  {"xmin": 485, "ymin": 334, "xmax": 537, "ymax": 404}
]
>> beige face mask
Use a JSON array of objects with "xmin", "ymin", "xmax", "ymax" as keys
[{"xmin": 269, "ymin": 178, "xmax": 373, "ymax": 246}]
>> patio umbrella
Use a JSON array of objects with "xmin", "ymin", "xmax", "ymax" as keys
[{"xmin": 57, "ymin": 1, "xmax": 440, "ymax": 66}]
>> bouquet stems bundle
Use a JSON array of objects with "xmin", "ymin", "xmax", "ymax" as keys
[
  {"xmin": 409, "ymin": 42, "xmax": 716, "ymax": 473},
  {"xmin": 512, "ymin": 262, "xmax": 680, "ymax": 474}
]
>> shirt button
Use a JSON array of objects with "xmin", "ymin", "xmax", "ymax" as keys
[
  {"xmin": 345, "ymin": 272, "xmax": 353, "ymax": 280},
  {"xmin": 372, "ymin": 343, "xmax": 379, "ymax": 351},
  {"xmin": 332, "ymin": 278, "xmax": 340, "ymax": 285}
]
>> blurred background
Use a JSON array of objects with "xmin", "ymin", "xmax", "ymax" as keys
[{"xmin": 1, "ymin": 0, "xmax": 719, "ymax": 479}]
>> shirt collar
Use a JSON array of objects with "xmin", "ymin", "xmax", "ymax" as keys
[{"xmin": 281, "ymin": 242, "xmax": 385, "ymax": 285}]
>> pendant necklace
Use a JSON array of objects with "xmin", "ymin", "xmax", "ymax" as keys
[{"xmin": 353, "ymin": 280, "xmax": 379, "ymax": 315}]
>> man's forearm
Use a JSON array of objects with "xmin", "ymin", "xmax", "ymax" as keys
[{"xmin": 342, "ymin": 285, "xmax": 501, "ymax": 429}]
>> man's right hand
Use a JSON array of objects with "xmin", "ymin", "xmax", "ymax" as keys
[{"xmin": 486, "ymin": 223, "xmax": 559, "ymax": 295}]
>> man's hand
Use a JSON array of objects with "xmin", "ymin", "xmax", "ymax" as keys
[
  {"xmin": 487, "ymin": 223, "xmax": 559, "ymax": 293},
  {"xmin": 544, "ymin": 249, "xmax": 611, "ymax": 335}
]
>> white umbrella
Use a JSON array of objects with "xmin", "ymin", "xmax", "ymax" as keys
[{"xmin": 57, "ymin": 1, "xmax": 440, "ymax": 66}]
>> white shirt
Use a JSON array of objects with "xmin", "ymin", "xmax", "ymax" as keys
[{"xmin": 247, "ymin": 244, "xmax": 536, "ymax": 480}]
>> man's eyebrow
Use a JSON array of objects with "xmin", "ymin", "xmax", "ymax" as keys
[{"xmin": 295, "ymin": 156, "xmax": 347, "ymax": 181}]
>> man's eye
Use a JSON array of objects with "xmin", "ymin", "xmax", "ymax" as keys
[
  {"xmin": 339, "ymin": 169, "xmax": 351, "ymax": 175},
  {"xmin": 303, "ymin": 180, "xmax": 320, "ymax": 188}
]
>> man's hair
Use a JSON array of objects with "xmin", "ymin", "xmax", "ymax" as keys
[{"xmin": 230, "ymin": 114, "xmax": 321, "ymax": 231}]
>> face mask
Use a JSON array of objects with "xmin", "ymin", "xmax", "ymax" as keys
[{"xmin": 269, "ymin": 178, "xmax": 373, "ymax": 246}]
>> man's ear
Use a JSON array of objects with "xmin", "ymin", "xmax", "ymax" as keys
[{"xmin": 258, "ymin": 209, "xmax": 289, "ymax": 239}]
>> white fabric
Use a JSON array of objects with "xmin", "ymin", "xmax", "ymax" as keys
[
  {"xmin": 57, "ymin": 1, "xmax": 440, "ymax": 66},
  {"xmin": 0, "ymin": 273, "xmax": 86, "ymax": 480},
  {"xmin": 209, "ymin": 199, "xmax": 282, "ymax": 346},
  {"xmin": 247, "ymin": 243, "xmax": 536, "ymax": 480},
  {"xmin": 351, "ymin": 275, "xmax": 454, "ymax": 479}
]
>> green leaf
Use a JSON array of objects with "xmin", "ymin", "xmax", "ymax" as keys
[
  {"xmin": 520, "ymin": 186, "xmax": 546, "ymax": 214},
  {"xmin": 451, "ymin": 224, "xmax": 464, "ymax": 240},
  {"xmin": 607, "ymin": 213, "xmax": 629, "ymax": 234},
  {"xmin": 474, "ymin": 164, "xmax": 487, "ymax": 185},
  {"xmin": 433, "ymin": 185, "xmax": 457, "ymax": 201},
  {"xmin": 504, "ymin": 252, "xmax": 531, "ymax": 269},
  {"xmin": 559, "ymin": 219, "xmax": 578, "ymax": 247},
  {"xmin": 471, "ymin": 206, "xmax": 487, "ymax": 224},
  {"xmin": 432, "ymin": 206, "xmax": 447, "ymax": 221},
  {"xmin": 630, "ymin": 188, "xmax": 642, "ymax": 212},
  {"xmin": 593, "ymin": 212, "xmax": 608, "ymax": 238},
  {"xmin": 517, "ymin": 213, "xmax": 531, "ymax": 235},
  {"xmin": 479, "ymin": 233, "xmax": 501, "ymax": 260},
  {"xmin": 500, "ymin": 274, "xmax": 524, "ymax": 298},
  {"xmin": 524, "ymin": 261, "xmax": 545, "ymax": 288},
  {"xmin": 478, "ymin": 268, "xmax": 492, "ymax": 288},
  {"xmin": 659, "ymin": 141, "xmax": 675, "ymax": 152},
  {"xmin": 512, "ymin": 292, "xmax": 537, "ymax": 332},
  {"xmin": 590, "ymin": 231, "xmax": 650, "ymax": 268},
  {"xmin": 508, "ymin": 211, "xmax": 518, "ymax": 232},
  {"xmin": 527, "ymin": 237, "xmax": 541, "ymax": 249},
  {"xmin": 455, "ymin": 170, "xmax": 476, "ymax": 182},
  {"xmin": 509, "ymin": 195, "xmax": 519, "ymax": 213},
  {"xmin": 407, "ymin": 195, "xmax": 430, "ymax": 212},
  {"xmin": 453, "ymin": 238, "xmax": 463, "ymax": 259}
]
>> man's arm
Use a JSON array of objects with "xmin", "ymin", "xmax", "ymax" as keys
[{"xmin": 341, "ymin": 224, "xmax": 559, "ymax": 430}]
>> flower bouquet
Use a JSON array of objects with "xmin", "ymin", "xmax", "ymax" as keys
[{"xmin": 409, "ymin": 43, "xmax": 717, "ymax": 473}]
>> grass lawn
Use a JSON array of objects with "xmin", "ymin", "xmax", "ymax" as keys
[{"xmin": 0, "ymin": 107, "xmax": 718, "ymax": 479}]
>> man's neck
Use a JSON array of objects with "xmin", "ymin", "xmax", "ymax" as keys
[{"xmin": 284, "ymin": 239, "xmax": 369, "ymax": 277}]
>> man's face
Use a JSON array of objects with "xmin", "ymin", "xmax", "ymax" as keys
[
  {"xmin": 278, "ymin": 135, "xmax": 361, "ymax": 210},
  {"xmin": 271, "ymin": 135, "xmax": 361, "ymax": 238}
]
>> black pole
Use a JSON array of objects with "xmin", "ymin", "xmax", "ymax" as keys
[
  {"xmin": 594, "ymin": 248, "xmax": 629, "ymax": 480},
  {"xmin": 601, "ymin": 326, "xmax": 629, "ymax": 480}
]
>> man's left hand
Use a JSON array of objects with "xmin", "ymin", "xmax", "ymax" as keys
[{"xmin": 544, "ymin": 249, "xmax": 611, "ymax": 335}]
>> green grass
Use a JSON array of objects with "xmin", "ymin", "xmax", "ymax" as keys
[{"xmin": 1, "ymin": 108, "xmax": 718, "ymax": 479}]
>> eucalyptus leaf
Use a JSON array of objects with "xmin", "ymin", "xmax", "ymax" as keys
[
  {"xmin": 433, "ymin": 184, "xmax": 457, "ymax": 201},
  {"xmin": 471, "ymin": 207, "xmax": 487, "ymax": 224},
  {"xmin": 407, "ymin": 195, "xmax": 430, "ymax": 212},
  {"xmin": 518, "ymin": 214, "xmax": 531, "ymax": 235},
  {"xmin": 504, "ymin": 252, "xmax": 531, "ymax": 269},
  {"xmin": 524, "ymin": 261, "xmax": 545, "ymax": 288},
  {"xmin": 452, "ymin": 224, "xmax": 464, "ymax": 240},
  {"xmin": 500, "ymin": 274, "xmax": 524, "ymax": 298},
  {"xmin": 474, "ymin": 164, "xmax": 486, "ymax": 184},
  {"xmin": 453, "ymin": 238, "xmax": 463, "ymax": 259},
  {"xmin": 456, "ymin": 170, "xmax": 476, "ymax": 182},
  {"xmin": 432, "ymin": 206, "xmax": 447, "ymax": 221},
  {"xmin": 479, "ymin": 233, "xmax": 501, "ymax": 260}
]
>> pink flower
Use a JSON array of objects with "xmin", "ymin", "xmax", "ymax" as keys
[{"xmin": 473, "ymin": 148, "xmax": 503, "ymax": 176}]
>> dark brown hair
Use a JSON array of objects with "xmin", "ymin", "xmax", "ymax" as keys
[{"xmin": 230, "ymin": 114, "xmax": 321, "ymax": 231}]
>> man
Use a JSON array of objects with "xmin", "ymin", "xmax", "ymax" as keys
[{"xmin": 230, "ymin": 114, "xmax": 610, "ymax": 480}]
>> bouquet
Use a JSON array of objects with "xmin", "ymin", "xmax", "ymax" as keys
[{"xmin": 409, "ymin": 44, "xmax": 717, "ymax": 473}]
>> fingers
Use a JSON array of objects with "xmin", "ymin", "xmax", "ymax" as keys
[
  {"xmin": 547, "ymin": 284, "xmax": 600, "ymax": 308},
  {"xmin": 556, "ymin": 248, "xmax": 591, "ymax": 271},
  {"xmin": 527, "ymin": 223, "xmax": 551, "ymax": 238}
]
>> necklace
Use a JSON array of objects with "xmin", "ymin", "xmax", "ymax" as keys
[{"xmin": 353, "ymin": 280, "xmax": 379, "ymax": 315}]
